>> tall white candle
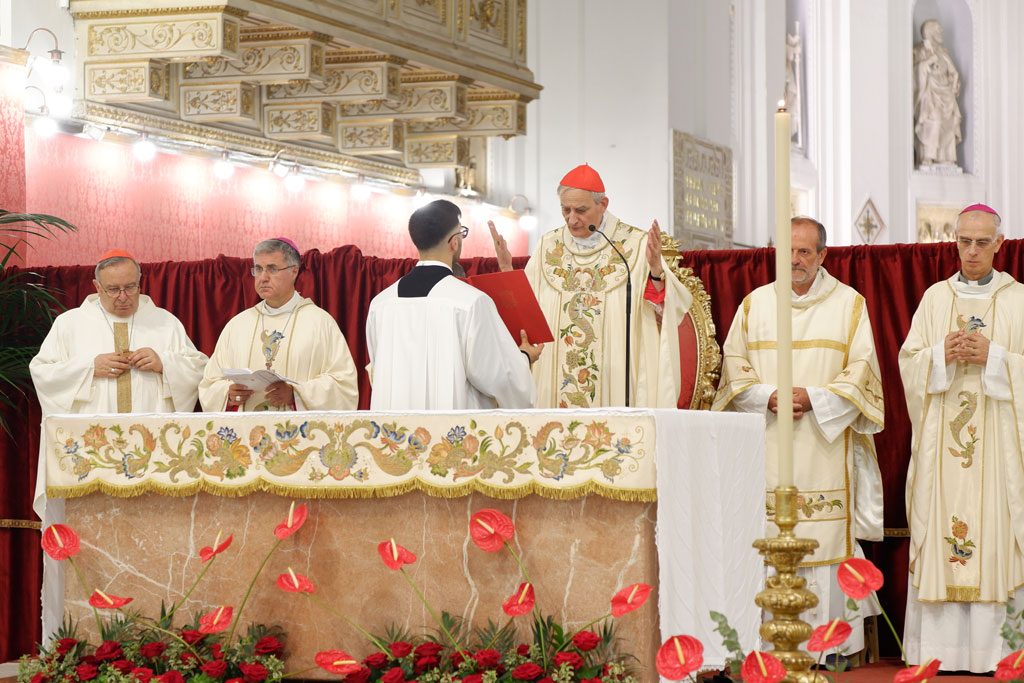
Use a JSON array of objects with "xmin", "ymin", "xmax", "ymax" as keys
[{"xmin": 774, "ymin": 100, "xmax": 793, "ymax": 489}]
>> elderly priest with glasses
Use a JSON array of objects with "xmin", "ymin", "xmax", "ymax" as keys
[
  {"xmin": 199, "ymin": 238, "xmax": 359, "ymax": 412},
  {"xmin": 30, "ymin": 249, "xmax": 208, "ymax": 414}
]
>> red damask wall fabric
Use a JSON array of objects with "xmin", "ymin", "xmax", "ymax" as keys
[{"xmin": 3, "ymin": 239, "xmax": 1022, "ymax": 660}]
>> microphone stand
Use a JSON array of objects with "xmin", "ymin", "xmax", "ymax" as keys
[{"xmin": 588, "ymin": 224, "xmax": 630, "ymax": 406}]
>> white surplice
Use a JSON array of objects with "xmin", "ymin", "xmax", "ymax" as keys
[
  {"xmin": 365, "ymin": 261, "xmax": 536, "ymax": 410},
  {"xmin": 199, "ymin": 292, "xmax": 358, "ymax": 411},
  {"xmin": 899, "ymin": 271, "xmax": 1024, "ymax": 672},
  {"xmin": 30, "ymin": 294, "xmax": 208, "ymax": 415}
]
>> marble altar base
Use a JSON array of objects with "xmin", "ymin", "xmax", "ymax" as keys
[{"xmin": 63, "ymin": 491, "xmax": 659, "ymax": 680}]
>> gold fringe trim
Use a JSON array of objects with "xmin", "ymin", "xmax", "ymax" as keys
[
  {"xmin": 944, "ymin": 585, "xmax": 981, "ymax": 602},
  {"xmin": 0, "ymin": 518, "xmax": 42, "ymax": 530},
  {"xmin": 48, "ymin": 479, "xmax": 657, "ymax": 503}
]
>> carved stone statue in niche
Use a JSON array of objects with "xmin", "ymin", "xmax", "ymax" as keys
[
  {"xmin": 784, "ymin": 25, "xmax": 803, "ymax": 146},
  {"xmin": 913, "ymin": 19, "xmax": 963, "ymax": 169}
]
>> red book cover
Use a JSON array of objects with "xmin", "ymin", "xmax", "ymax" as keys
[{"xmin": 461, "ymin": 269, "xmax": 554, "ymax": 344}]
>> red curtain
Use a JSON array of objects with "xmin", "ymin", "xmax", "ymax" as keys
[{"xmin": 2, "ymin": 239, "xmax": 1021, "ymax": 660}]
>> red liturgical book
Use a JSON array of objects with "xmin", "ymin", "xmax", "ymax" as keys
[{"xmin": 461, "ymin": 269, "xmax": 554, "ymax": 344}]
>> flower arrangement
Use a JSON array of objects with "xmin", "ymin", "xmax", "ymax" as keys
[
  {"xmin": 655, "ymin": 556, "xmax": 1024, "ymax": 683},
  {"xmin": 17, "ymin": 503, "xmax": 315, "ymax": 683},
  {"xmin": 278, "ymin": 508, "xmax": 652, "ymax": 683}
]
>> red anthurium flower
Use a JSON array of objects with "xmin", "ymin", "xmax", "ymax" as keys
[
  {"xmin": 41, "ymin": 524, "xmax": 80, "ymax": 561},
  {"xmin": 198, "ymin": 606, "xmax": 233, "ymax": 634},
  {"xmin": 807, "ymin": 618, "xmax": 852, "ymax": 652},
  {"xmin": 377, "ymin": 538, "xmax": 417, "ymax": 570},
  {"xmin": 741, "ymin": 651, "xmax": 786, "ymax": 683},
  {"xmin": 316, "ymin": 651, "xmax": 361, "ymax": 676},
  {"xmin": 274, "ymin": 502, "xmax": 308, "ymax": 540},
  {"xmin": 200, "ymin": 531, "xmax": 233, "ymax": 562},
  {"xmin": 655, "ymin": 635, "xmax": 704, "ymax": 680},
  {"xmin": 88, "ymin": 589, "xmax": 134, "ymax": 609},
  {"xmin": 996, "ymin": 651, "xmax": 1024, "ymax": 681},
  {"xmin": 837, "ymin": 558, "xmax": 884, "ymax": 600},
  {"xmin": 276, "ymin": 567, "xmax": 315, "ymax": 593},
  {"xmin": 502, "ymin": 582, "xmax": 536, "ymax": 616},
  {"xmin": 469, "ymin": 509, "xmax": 515, "ymax": 552},
  {"xmin": 894, "ymin": 659, "xmax": 941, "ymax": 683},
  {"xmin": 610, "ymin": 583, "xmax": 652, "ymax": 617}
]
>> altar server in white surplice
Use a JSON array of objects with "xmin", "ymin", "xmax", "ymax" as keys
[
  {"xmin": 199, "ymin": 238, "xmax": 358, "ymax": 412},
  {"xmin": 900, "ymin": 204, "xmax": 1024, "ymax": 673},
  {"xmin": 30, "ymin": 250, "xmax": 208, "ymax": 415},
  {"xmin": 490, "ymin": 164, "xmax": 692, "ymax": 409},
  {"xmin": 713, "ymin": 217, "xmax": 885, "ymax": 657},
  {"xmin": 366, "ymin": 199, "xmax": 540, "ymax": 410}
]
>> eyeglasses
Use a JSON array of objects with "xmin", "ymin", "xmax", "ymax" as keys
[
  {"xmin": 101, "ymin": 283, "xmax": 140, "ymax": 297},
  {"xmin": 448, "ymin": 226, "xmax": 469, "ymax": 243},
  {"xmin": 251, "ymin": 264, "xmax": 297, "ymax": 276},
  {"xmin": 957, "ymin": 237, "xmax": 996, "ymax": 249}
]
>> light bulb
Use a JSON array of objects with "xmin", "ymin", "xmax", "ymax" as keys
[
  {"xmin": 284, "ymin": 170, "xmax": 305, "ymax": 193},
  {"xmin": 350, "ymin": 182, "xmax": 371, "ymax": 201},
  {"xmin": 133, "ymin": 134, "xmax": 156, "ymax": 162},
  {"xmin": 214, "ymin": 152, "xmax": 234, "ymax": 180},
  {"xmin": 520, "ymin": 214, "xmax": 538, "ymax": 231},
  {"xmin": 48, "ymin": 93, "xmax": 72, "ymax": 118},
  {"xmin": 34, "ymin": 116, "xmax": 57, "ymax": 138}
]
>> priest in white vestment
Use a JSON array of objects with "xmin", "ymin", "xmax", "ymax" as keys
[
  {"xmin": 713, "ymin": 218, "xmax": 885, "ymax": 657},
  {"xmin": 366, "ymin": 199, "xmax": 540, "ymax": 410},
  {"xmin": 900, "ymin": 204, "xmax": 1024, "ymax": 672},
  {"xmin": 491, "ymin": 164, "xmax": 692, "ymax": 408},
  {"xmin": 199, "ymin": 238, "xmax": 358, "ymax": 412},
  {"xmin": 30, "ymin": 250, "xmax": 208, "ymax": 414}
]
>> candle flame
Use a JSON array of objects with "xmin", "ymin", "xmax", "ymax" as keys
[
  {"xmin": 390, "ymin": 538, "xmax": 398, "ymax": 561},
  {"xmin": 475, "ymin": 519, "xmax": 494, "ymax": 533},
  {"xmin": 517, "ymin": 583, "xmax": 531, "ymax": 604},
  {"xmin": 287, "ymin": 501, "xmax": 295, "ymax": 527},
  {"xmin": 777, "ymin": 99, "xmax": 786, "ymax": 110},
  {"xmin": 96, "ymin": 589, "xmax": 113, "ymax": 605},
  {"xmin": 288, "ymin": 567, "xmax": 299, "ymax": 587},
  {"xmin": 51, "ymin": 526, "xmax": 64, "ymax": 548},
  {"xmin": 824, "ymin": 618, "xmax": 840, "ymax": 640},
  {"xmin": 673, "ymin": 637, "xmax": 686, "ymax": 665},
  {"xmin": 754, "ymin": 651, "xmax": 767, "ymax": 677}
]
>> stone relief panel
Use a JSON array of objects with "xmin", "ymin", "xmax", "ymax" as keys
[
  {"xmin": 338, "ymin": 78, "xmax": 468, "ymax": 121},
  {"xmin": 85, "ymin": 14, "xmax": 241, "ymax": 61},
  {"xmin": 404, "ymin": 134, "xmax": 469, "ymax": 168},
  {"xmin": 85, "ymin": 60, "xmax": 169, "ymax": 103},
  {"xmin": 338, "ymin": 120, "xmax": 405, "ymax": 155},
  {"xmin": 265, "ymin": 59, "xmax": 404, "ymax": 105},
  {"xmin": 264, "ymin": 102, "xmax": 335, "ymax": 142},
  {"xmin": 180, "ymin": 82, "xmax": 259, "ymax": 125},
  {"xmin": 181, "ymin": 31, "xmax": 327, "ymax": 85}
]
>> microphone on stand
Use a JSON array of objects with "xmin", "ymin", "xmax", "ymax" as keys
[{"xmin": 588, "ymin": 224, "xmax": 631, "ymax": 407}]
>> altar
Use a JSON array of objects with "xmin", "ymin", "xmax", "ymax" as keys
[{"xmin": 37, "ymin": 408, "xmax": 765, "ymax": 677}]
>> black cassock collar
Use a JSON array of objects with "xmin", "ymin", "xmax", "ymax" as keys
[{"xmin": 397, "ymin": 264, "xmax": 452, "ymax": 298}]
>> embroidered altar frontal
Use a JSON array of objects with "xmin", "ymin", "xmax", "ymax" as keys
[{"xmin": 44, "ymin": 410, "xmax": 656, "ymax": 501}]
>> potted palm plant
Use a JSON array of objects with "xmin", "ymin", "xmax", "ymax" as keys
[{"xmin": 0, "ymin": 210, "xmax": 76, "ymax": 435}]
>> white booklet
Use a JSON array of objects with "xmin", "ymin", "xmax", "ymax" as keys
[{"xmin": 221, "ymin": 369, "xmax": 295, "ymax": 391}]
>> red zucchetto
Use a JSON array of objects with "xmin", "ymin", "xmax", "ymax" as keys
[
  {"xmin": 960, "ymin": 203, "xmax": 1000, "ymax": 218},
  {"xmin": 559, "ymin": 164, "xmax": 605, "ymax": 193},
  {"xmin": 98, "ymin": 249, "xmax": 134, "ymax": 262}
]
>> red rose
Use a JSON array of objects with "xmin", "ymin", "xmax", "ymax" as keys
[
  {"xmin": 552, "ymin": 652, "xmax": 583, "ymax": 670},
  {"xmin": 94, "ymin": 641, "xmax": 124, "ymax": 662},
  {"xmin": 156, "ymin": 671, "xmax": 184, "ymax": 683},
  {"xmin": 389, "ymin": 642, "xmax": 413, "ymax": 659},
  {"xmin": 379, "ymin": 667, "xmax": 406, "ymax": 683},
  {"xmin": 140, "ymin": 642, "xmax": 168, "ymax": 659},
  {"xmin": 180, "ymin": 630, "xmax": 205, "ymax": 646},
  {"xmin": 76, "ymin": 664, "xmax": 98, "ymax": 681},
  {"xmin": 344, "ymin": 668, "xmax": 371, "ymax": 683},
  {"xmin": 79, "ymin": 655, "xmax": 97, "ymax": 666},
  {"xmin": 450, "ymin": 652, "xmax": 466, "ymax": 668},
  {"xmin": 112, "ymin": 660, "xmax": 134, "ymax": 675},
  {"xmin": 30, "ymin": 672, "xmax": 48, "ymax": 683},
  {"xmin": 209, "ymin": 644, "xmax": 224, "ymax": 660},
  {"xmin": 363, "ymin": 653, "xmax": 389, "ymax": 669},
  {"xmin": 239, "ymin": 663, "xmax": 268, "ymax": 683},
  {"xmin": 571, "ymin": 631, "xmax": 601, "ymax": 652},
  {"xmin": 415, "ymin": 642, "xmax": 443, "ymax": 659},
  {"xmin": 473, "ymin": 649, "xmax": 501, "ymax": 670},
  {"xmin": 537, "ymin": 678, "xmax": 554, "ymax": 683},
  {"xmin": 226, "ymin": 679, "xmax": 244, "ymax": 683},
  {"xmin": 254, "ymin": 636, "xmax": 283, "ymax": 657},
  {"xmin": 581, "ymin": 679, "xmax": 602, "ymax": 683},
  {"xmin": 516, "ymin": 645, "xmax": 531, "ymax": 657},
  {"xmin": 131, "ymin": 668, "xmax": 154, "ymax": 683},
  {"xmin": 462, "ymin": 675, "xmax": 483, "ymax": 683},
  {"xmin": 55, "ymin": 638, "xmax": 78, "ymax": 656},
  {"xmin": 179, "ymin": 652, "xmax": 199, "ymax": 667},
  {"xmin": 512, "ymin": 663, "xmax": 544, "ymax": 681},
  {"xmin": 201, "ymin": 660, "xmax": 228, "ymax": 679},
  {"xmin": 414, "ymin": 656, "xmax": 439, "ymax": 674}
]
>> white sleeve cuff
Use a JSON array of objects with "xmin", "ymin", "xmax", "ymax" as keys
[
  {"xmin": 928, "ymin": 340, "xmax": 955, "ymax": 394},
  {"xmin": 807, "ymin": 387, "xmax": 858, "ymax": 443},
  {"xmin": 982, "ymin": 342, "xmax": 1012, "ymax": 400},
  {"xmin": 732, "ymin": 384, "xmax": 775, "ymax": 414}
]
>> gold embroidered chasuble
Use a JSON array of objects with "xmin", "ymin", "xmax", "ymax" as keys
[
  {"xmin": 900, "ymin": 271, "xmax": 1024, "ymax": 602},
  {"xmin": 199, "ymin": 294, "xmax": 359, "ymax": 412},
  {"xmin": 524, "ymin": 213, "xmax": 692, "ymax": 408},
  {"xmin": 713, "ymin": 268, "xmax": 885, "ymax": 565}
]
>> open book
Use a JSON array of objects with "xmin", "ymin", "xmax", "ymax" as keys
[{"xmin": 221, "ymin": 369, "xmax": 295, "ymax": 390}]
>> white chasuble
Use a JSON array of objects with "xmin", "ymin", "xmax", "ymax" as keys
[
  {"xmin": 524, "ymin": 213, "xmax": 692, "ymax": 409},
  {"xmin": 900, "ymin": 272, "xmax": 1024, "ymax": 604},
  {"xmin": 713, "ymin": 269, "xmax": 885, "ymax": 566},
  {"xmin": 30, "ymin": 295, "xmax": 208, "ymax": 415},
  {"xmin": 199, "ymin": 292, "xmax": 358, "ymax": 412}
]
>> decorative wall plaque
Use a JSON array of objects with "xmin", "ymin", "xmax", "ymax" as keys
[{"xmin": 672, "ymin": 130, "xmax": 733, "ymax": 250}]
